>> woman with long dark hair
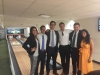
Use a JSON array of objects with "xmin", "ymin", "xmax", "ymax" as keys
[
  {"xmin": 22, "ymin": 26, "xmax": 38, "ymax": 75},
  {"xmin": 79, "ymin": 29, "xmax": 94, "ymax": 75}
]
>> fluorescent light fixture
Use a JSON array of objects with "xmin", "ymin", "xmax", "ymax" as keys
[{"xmin": 39, "ymin": 14, "xmax": 51, "ymax": 18}]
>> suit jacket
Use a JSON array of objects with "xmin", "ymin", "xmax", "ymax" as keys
[
  {"xmin": 22, "ymin": 36, "xmax": 37, "ymax": 55},
  {"xmin": 69, "ymin": 30, "xmax": 82, "ymax": 49},
  {"xmin": 45, "ymin": 30, "xmax": 59, "ymax": 52}
]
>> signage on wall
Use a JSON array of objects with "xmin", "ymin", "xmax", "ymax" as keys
[
  {"xmin": 7, "ymin": 29, "xmax": 24, "ymax": 34},
  {"xmin": 98, "ymin": 18, "xmax": 100, "ymax": 31}
]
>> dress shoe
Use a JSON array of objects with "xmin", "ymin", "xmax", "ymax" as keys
[
  {"xmin": 46, "ymin": 73, "xmax": 49, "ymax": 75},
  {"xmin": 60, "ymin": 72, "xmax": 66, "ymax": 75},
  {"xmin": 54, "ymin": 72, "xmax": 59, "ymax": 75}
]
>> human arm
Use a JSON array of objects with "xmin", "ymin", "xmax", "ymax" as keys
[
  {"xmin": 22, "ymin": 37, "xmax": 31, "ymax": 53},
  {"xmin": 88, "ymin": 39, "xmax": 94, "ymax": 63},
  {"xmin": 22, "ymin": 37, "xmax": 36, "ymax": 53}
]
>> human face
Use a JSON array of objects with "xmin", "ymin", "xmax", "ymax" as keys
[
  {"xmin": 82, "ymin": 31, "xmax": 86, "ymax": 38},
  {"xmin": 74, "ymin": 25, "xmax": 80, "ymax": 32},
  {"xmin": 50, "ymin": 22, "xmax": 56, "ymax": 30},
  {"xmin": 59, "ymin": 24, "xmax": 65, "ymax": 31},
  {"xmin": 32, "ymin": 28, "xmax": 37, "ymax": 36},
  {"xmin": 41, "ymin": 27, "xmax": 46, "ymax": 34}
]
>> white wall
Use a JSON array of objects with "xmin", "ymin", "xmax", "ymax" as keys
[
  {"xmin": 24, "ymin": 28, "xmax": 27, "ymax": 37},
  {"xmin": 43, "ymin": 20, "xmax": 75, "ymax": 30},
  {"xmin": 24, "ymin": 27, "xmax": 30, "ymax": 37},
  {"xmin": 0, "ymin": 29, "xmax": 6, "ymax": 39},
  {"xmin": 75, "ymin": 17, "xmax": 100, "ymax": 62}
]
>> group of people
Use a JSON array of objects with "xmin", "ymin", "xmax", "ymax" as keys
[{"xmin": 22, "ymin": 21, "xmax": 94, "ymax": 75}]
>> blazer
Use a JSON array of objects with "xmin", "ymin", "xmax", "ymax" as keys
[
  {"xmin": 69, "ymin": 30, "xmax": 82, "ymax": 49},
  {"xmin": 22, "ymin": 36, "xmax": 37, "ymax": 55},
  {"xmin": 45, "ymin": 30, "xmax": 59, "ymax": 51}
]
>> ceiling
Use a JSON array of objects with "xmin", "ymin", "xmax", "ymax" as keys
[{"xmin": 0, "ymin": 0, "xmax": 100, "ymax": 27}]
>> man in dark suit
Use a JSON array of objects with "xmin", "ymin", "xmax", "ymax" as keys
[
  {"xmin": 46, "ymin": 21, "xmax": 59, "ymax": 75},
  {"xmin": 69, "ymin": 23, "xmax": 82, "ymax": 75}
]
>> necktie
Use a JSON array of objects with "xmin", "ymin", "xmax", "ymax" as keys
[
  {"xmin": 71, "ymin": 32, "xmax": 76, "ymax": 47},
  {"xmin": 62, "ymin": 32, "xmax": 64, "ymax": 36},
  {"xmin": 42, "ymin": 35, "xmax": 44, "ymax": 51},
  {"xmin": 51, "ymin": 31, "xmax": 54, "ymax": 47}
]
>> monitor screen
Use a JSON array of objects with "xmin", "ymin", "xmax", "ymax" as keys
[
  {"xmin": 98, "ymin": 18, "xmax": 100, "ymax": 31},
  {"xmin": 7, "ymin": 29, "xmax": 24, "ymax": 34}
]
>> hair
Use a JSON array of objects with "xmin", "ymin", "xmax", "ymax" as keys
[
  {"xmin": 40, "ymin": 25, "xmax": 45, "ymax": 30},
  {"xmin": 59, "ymin": 22, "xmax": 65, "ymax": 26},
  {"xmin": 50, "ymin": 21, "xmax": 56, "ymax": 25},
  {"xmin": 82, "ymin": 29, "xmax": 90, "ymax": 44},
  {"xmin": 74, "ymin": 22, "xmax": 80, "ymax": 27},
  {"xmin": 29, "ymin": 26, "xmax": 37, "ymax": 40}
]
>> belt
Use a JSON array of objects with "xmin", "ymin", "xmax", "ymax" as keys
[
  {"xmin": 49, "ymin": 46, "xmax": 55, "ymax": 48},
  {"xmin": 60, "ymin": 45, "xmax": 69, "ymax": 46},
  {"xmin": 40, "ymin": 49, "xmax": 46, "ymax": 51}
]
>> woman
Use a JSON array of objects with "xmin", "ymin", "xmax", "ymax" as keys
[
  {"xmin": 22, "ymin": 26, "xmax": 39, "ymax": 75},
  {"xmin": 79, "ymin": 29, "xmax": 94, "ymax": 75}
]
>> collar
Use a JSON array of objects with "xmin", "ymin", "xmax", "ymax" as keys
[
  {"xmin": 74, "ymin": 30, "xmax": 79, "ymax": 33},
  {"xmin": 50, "ymin": 30, "xmax": 54, "ymax": 32},
  {"xmin": 61, "ymin": 29, "xmax": 65, "ymax": 32},
  {"xmin": 40, "ymin": 33, "xmax": 45, "ymax": 35}
]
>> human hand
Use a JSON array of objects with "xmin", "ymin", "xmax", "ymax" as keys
[
  {"xmin": 46, "ymin": 29, "xmax": 50, "ymax": 32},
  {"xmin": 31, "ymin": 47, "xmax": 36, "ymax": 52},
  {"xmin": 88, "ymin": 58, "xmax": 91, "ymax": 63}
]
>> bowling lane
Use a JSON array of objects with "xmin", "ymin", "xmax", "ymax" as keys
[
  {"xmin": 9, "ymin": 38, "xmax": 30, "ymax": 75},
  {"xmin": 20, "ymin": 38, "xmax": 26, "ymax": 42},
  {"xmin": 9, "ymin": 38, "xmax": 100, "ymax": 75},
  {"xmin": 19, "ymin": 38, "xmax": 72, "ymax": 74},
  {"xmin": 19, "ymin": 38, "xmax": 62, "ymax": 63},
  {"xmin": 19, "ymin": 38, "xmax": 100, "ymax": 72}
]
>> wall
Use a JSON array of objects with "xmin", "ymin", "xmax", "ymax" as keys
[
  {"xmin": 75, "ymin": 17, "xmax": 100, "ymax": 62},
  {"xmin": 0, "ymin": 29, "xmax": 6, "ymax": 39},
  {"xmin": 24, "ymin": 27, "xmax": 30, "ymax": 37},
  {"xmin": 42, "ymin": 20, "xmax": 75, "ymax": 31},
  {"xmin": 24, "ymin": 28, "xmax": 27, "ymax": 37}
]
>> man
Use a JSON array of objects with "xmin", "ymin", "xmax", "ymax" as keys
[
  {"xmin": 35, "ymin": 25, "xmax": 47, "ymax": 75},
  {"xmin": 58, "ymin": 22, "xmax": 71, "ymax": 75},
  {"xmin": 69, "ymin": 23, "xmax": 82, "ymax": 75},
  {"xmin": 46, "ymin": 21, "xmax": 59, "ymax": 75}
]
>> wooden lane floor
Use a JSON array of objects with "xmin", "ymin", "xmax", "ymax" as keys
[
  {"xmin": 9, "ymin": 38, "xmax": 100, "ymax": 75},
  {"xmin": 9, "ymin": 38, "xmax": 31, "ymax": 75},
  {"xmin": 19, "ymin": 38, "xmax": 100, "ymax": 75}
]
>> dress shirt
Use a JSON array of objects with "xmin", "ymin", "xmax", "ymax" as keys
[
  {"xmin": 58, "ymin": 29, "xmax": 71, "ymax": 45},
  {"xmin": 72, "ymin": 30, "xmax": 79, "ymax": 48},
  {"xmin": 37, "ymin": 33, "xmax": 47, "ymax": 50},
  {"xmin": 49, "ymin": 30, "xmax": 56, "ymax": 47}
]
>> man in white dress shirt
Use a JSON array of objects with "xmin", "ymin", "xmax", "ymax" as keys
[
  {"xmin": 58, "ymin": 22, "xmax": 71, "ymax": 75},
  {"xmin": 35, "ymin": 25, "xmax": 47, "ymax": 75}
]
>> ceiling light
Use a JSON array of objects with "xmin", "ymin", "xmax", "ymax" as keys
[{"xmin": 39, "ymin": 14, "xmax": 51, "ymax": 18}]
